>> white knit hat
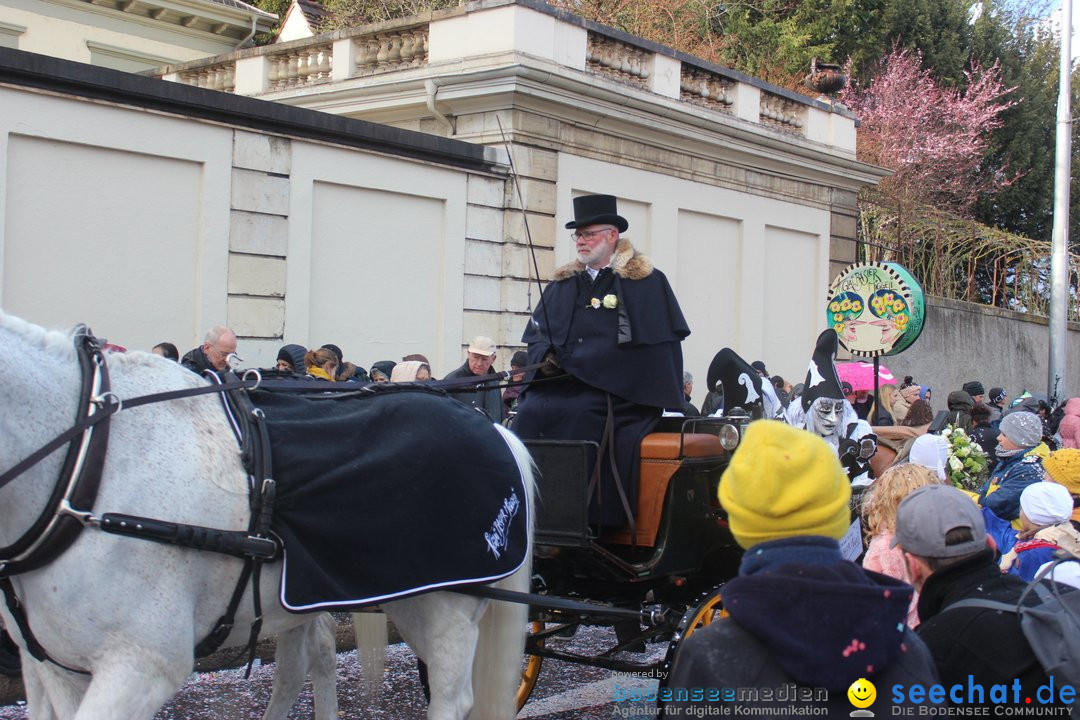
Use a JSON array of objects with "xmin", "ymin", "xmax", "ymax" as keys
[{"xmin": 1020, "ymin": 482, "xmax": 1073, "ymax": 526}]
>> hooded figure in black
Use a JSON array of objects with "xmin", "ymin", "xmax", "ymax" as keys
[
  {"xmin": 706, "ymin": 347, "xmax": 785, "ymax": 420},
  {"xmin": 513, "ymin": 194, "xmax": 689, "ymax": 526}
]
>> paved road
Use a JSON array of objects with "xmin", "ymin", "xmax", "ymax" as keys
[{"xmin": 0, "ymin": 626, "xmax": 665, "ymax": 719}]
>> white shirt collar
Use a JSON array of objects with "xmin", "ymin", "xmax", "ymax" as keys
[{"xmin": 585, "ymin": 263, "xmax": 611, "ymax": 281}]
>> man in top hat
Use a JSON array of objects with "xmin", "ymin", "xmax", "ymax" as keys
[
  {"xmin": 786, "ymin": 329, "xmax": 876, "ymax": 485},
  {"xmin": 513, "ymin": 194, "xmax": 689, "ymax": 527}
]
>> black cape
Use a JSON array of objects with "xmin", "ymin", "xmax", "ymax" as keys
[{"xmin": 521, "ymin": 264, "xmax": 688, "ymax": 409}]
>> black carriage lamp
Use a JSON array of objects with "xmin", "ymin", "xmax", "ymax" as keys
[{"xmin": 804, "ymin": 57, "xmax": 847, "ymax": 97}]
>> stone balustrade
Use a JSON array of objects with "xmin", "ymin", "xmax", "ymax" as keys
[
  {"xmin": 760, "ymin": 91, "xmax": 805, "ymax": 133},
  {"xmin": 680, "ymin": 66, "xmax": 734, "ymax": 113},
  {"xmin": 155, "ymin": 1, "xmax": 852, "ymax": 150},
  {"xmin": 268, "ymin": 43, "xmax": 332, "ymax": 90},
  {"xmin": 586, "ymin": 32, "xmax": 650, "ymax": 89},
  {"xmin": 178, "ymin": 62, "xmax": 235, "ymax": 93},
  {"xmin": 354, "ymin": 26, "xmax": 429, "ymax": 75}
]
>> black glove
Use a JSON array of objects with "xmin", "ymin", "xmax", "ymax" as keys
[{"xmin": 538, "ymin": 351, "xmax": 563, "ymax": 377}]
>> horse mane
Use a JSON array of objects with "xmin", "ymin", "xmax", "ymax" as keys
[
  {"xmin": 0, "ymin": 310, "xmax": 77, "ymax": 360},
  {"xmin": 0, "ymin": 310, "xmax": 191, "ymax": 377}
]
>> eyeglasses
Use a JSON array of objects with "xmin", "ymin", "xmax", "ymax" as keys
[{"xmin": 570, "ymin": 228, "xmax": 613, "ymax": 242}]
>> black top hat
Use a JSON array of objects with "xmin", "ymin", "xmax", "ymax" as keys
[
  {"xmin": 565, "ymin": 194, "xmax": 629, "ymax": 233},
  {"xmin": 707, "ymin": 348, "xmax": 764, "ymax": 415},
  {"xmin": 800, "ymin": 329, "xmax": 844, "ymax": 412}
]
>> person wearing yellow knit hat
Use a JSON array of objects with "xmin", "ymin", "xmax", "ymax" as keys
[
  {"xmin": 1042, "ymin": 448, "xmax": 1080, "ymax": 530},
  {"xmin": 664, "ymin": 420, "xmax": 938, "ymax": 717},
  {"xmin": 719, "ymin": 420, "xmax": 852, "ymax": 548}
]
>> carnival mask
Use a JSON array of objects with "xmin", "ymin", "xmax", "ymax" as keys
[{"xmin": 812, "ymin": 398, "xmax": 845, "ymax": 437}]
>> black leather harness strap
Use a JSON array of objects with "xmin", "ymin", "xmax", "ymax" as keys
[
  {"xmin": 0, "ymin": 335, "xmax": 282, "ymax": 676},
  {"xmin": 0, "ymin": 327, "xmax": 111, "ymax": 674}
]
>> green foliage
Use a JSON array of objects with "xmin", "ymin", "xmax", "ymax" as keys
[{"xmin": 320, "ymin": 0, "xmax": 460, "ymax": 31}]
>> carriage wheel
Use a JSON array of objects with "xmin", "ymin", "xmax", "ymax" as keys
[
  {"xmin": 658, "ymin": 585, "xmax": 726, "ymax": 688},
  {"xmin": 516, "ymin": 621, "xmax": 544, "ymax": 711}
]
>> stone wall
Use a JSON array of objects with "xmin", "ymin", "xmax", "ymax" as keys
[
  {"xmin": 0, "ymin": 50, "xmax": 501, "ymax": 374},
  {"xmin": 869, "ymin": 295, "xmax": 1080, "ymax": 406}
]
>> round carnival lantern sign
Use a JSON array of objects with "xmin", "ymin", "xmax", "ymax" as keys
[{"xmin": 826, "ymin": 262, "xmax": 925, "ymax": 357}]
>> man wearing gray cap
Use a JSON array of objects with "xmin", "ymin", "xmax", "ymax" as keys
[
  {"xmin": 977, "ymin": 410, "xmax": 1045, "ymax": 521},
  {"xmin": 895, "ymin": 485, "xmax": 1065, "ymax": 703}
]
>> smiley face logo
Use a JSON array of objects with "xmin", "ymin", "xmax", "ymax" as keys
[{"xmin": 847, "ymin": 678, "xmax": 876, "ymax": 709}]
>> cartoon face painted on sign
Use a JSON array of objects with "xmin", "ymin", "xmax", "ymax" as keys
[
  {"xmin": 826, "ymin": 263, "xmax": 925, "ymax": 357},
  {"xmin": 829, "ymin": 292, "xmax": 864, "ymax": 343}
]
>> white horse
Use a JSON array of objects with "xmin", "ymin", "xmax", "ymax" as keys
[{"xmin": 0, "ymin": 310, "xmax": 533, "ymax": 720}]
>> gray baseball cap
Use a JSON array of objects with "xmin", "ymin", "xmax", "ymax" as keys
[{"xmin": 892, "ymin": 485, "xmax": 987, "ymax": 558}]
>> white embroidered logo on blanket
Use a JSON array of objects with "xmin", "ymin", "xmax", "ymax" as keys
[{"xmin": 484, "ymin": 489, "xmax": 520, "ymax": 559}]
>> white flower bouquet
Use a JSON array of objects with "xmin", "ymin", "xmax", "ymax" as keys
[{"xmin": 941, "ymin": 425, "xmax": 990, "ymax": 492}]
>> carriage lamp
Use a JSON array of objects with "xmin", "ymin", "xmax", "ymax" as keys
[{"xmin": 719, "ymin": 423, "xmax": 741, "ymax": 451}]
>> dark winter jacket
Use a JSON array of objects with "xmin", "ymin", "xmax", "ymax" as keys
[
  {"xmin": 970, "ymin": 422, "xmax": 998, "ymax": 465},
  {"xmin": 664, "ymin": 537, "xmax": 938, "ymax": 715},
  {"xmin": 945, "ymin": 390, "xmax": 974, "ymax": 431},
  {"xmin": 180, "ymin": 346, "xmax": 218, "ymax": 376},
  {"xmin": 915, "ymin": 550, "xmax": 1068, "ymax": 705},
  {"xmin": 443, "ymin": 362, "xmax": 503, "ymax": 422}
]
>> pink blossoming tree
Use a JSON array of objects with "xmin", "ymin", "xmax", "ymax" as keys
[{"xmin": 840, "ymin": 47, "xmax": 1020, "ymax": 216}]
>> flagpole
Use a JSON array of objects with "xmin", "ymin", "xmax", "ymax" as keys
[{"xmin": 1048, "ymin": 0, "xmax": 1072, "ymax": 406}]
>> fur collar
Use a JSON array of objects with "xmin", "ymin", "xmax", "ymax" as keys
[{"xmin": 552, "ymin": 239, "xmax": 653, "ymax": 281}]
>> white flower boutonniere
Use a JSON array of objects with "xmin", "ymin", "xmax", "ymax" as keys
[{"xmin": 587, "ymin": 295, "xmax": 619, "ymax": 310}]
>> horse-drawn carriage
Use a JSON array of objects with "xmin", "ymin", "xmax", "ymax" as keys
[
  {"xmin": 513, "ymin": 414, "xmax": 749, "ymax": 709},
  {"xmin": 0, "ymin": 310, "xmax": 754, "ymax": 719}
]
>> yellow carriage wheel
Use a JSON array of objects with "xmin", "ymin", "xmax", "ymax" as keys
[
  {"xmin": 659, "ymin": 585, "xmax": 726, "ymax": 687},
  {"xmin": 516, "ymin": 621, "xmax": 545, "ymax": 712}
]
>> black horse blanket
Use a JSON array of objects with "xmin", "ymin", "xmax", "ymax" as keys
[{"xmin": 248, "ymin": 385, "xmax": 530, "ymax": 612}]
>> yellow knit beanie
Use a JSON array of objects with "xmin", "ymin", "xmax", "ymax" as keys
[
  {"xmin": 1043, "ymin": 448, "xmax": 1080, "ymax": 494},
  {"xmin": 719, "ymin": 420, "xmax": 852, "ymax": 549},
  {"xmin": 1043, "ymin": 448, "xmax": 1080, "ymax": 525}
]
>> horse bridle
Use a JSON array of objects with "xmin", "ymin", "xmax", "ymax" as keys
[
  {"xmin": 0, "ymin": 326, "xmax": 112, "ymax": 577},
  {"xmin": 0, "ymin": 328, "xmax": 279, "ymax": 675}
]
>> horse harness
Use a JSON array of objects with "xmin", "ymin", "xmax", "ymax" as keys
[
  {"xmin": 0, "ymin": 328, "xmax": 279, "ymax": 676},
  {"xmin": 0, "ymin": 329, "xmax": 555, "ymax": 677}
]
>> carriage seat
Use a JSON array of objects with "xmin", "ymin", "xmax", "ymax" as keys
[{"xmin": 603, "ymin": 432, "xmax": 725, "ymax": 546}]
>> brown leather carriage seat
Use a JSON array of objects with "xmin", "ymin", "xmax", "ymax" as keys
[{"xmin": 604, "ymin": 432, "xmax": 724, "ymax": 546}]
